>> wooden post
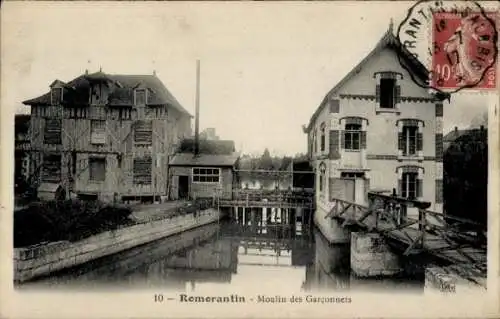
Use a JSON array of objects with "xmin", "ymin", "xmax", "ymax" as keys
[{"xmin": 418, "ymin": 209, "xmax": 426, "ymax": 247}]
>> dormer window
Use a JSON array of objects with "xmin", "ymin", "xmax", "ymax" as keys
[
  {"xmin": 374, "ymin": 72, "xmax": 402, "ymax": 110},
  {"xmin": 51, "ymin": 87, "xmax": 63, "ymax": 106},
  {"xmin": 134, "ymin": 89, "xmax": 147, "ymax": 106},
  {"xmin": 379, "ymin": 78, "xmax": 396, "ymax": 108}
]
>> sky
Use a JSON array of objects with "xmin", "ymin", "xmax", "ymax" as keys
[{"xmin": 1, "ymin": 2, "xmax": 493, "ymax": 156}]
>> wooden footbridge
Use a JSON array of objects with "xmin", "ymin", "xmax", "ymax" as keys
[
  {"xmin": 218, "ymin": 189, "xmax": 315, "ymax": 209},
  {"xmin": 326, "ymin": 192, "xmax": 487, "ymax": 274}
]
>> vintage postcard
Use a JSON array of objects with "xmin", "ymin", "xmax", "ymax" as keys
[{"xmin": 1, "ymin": 1, "xmax": 499, "ymax": 318}]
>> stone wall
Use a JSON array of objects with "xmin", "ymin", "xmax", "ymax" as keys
[
  {"xmin": 350, "ymin": 232, "xmax": 402, "ymax": 277},
  {"xmin": 313, "ymin": 204, "xmax": 350, "ymax": 244},
  {"xmin": 14, "ymin": 208, "xmax": 220, "ymax": 283}
]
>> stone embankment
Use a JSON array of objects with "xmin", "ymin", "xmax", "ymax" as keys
[{"xmin": 14, "ymin": 208, "xmax": 220, "ymax": 283}]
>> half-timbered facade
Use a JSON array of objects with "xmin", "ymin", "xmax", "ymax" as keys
[
  {"xmin": 23, "ymin": 71, "xmax": 192, "ymax": 202},
  {"xmin": 14, "ymin": 114, "xmax": 31, "ymax": 193},
  {"xmin": 304, "ymin": 24, "xmax": 447, "ymax": 219}
]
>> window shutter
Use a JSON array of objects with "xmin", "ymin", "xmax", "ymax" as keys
[
  {"xmin": 329, "ymin": 130, "xmax": 340, "ymax": 159},
  {"xmin": 134, "ymin": 120, "xmax": 153, "ymax": 144},
  {"xmin": 417, "ymin": 179, "xmax": 423, "ymax": 198},
  {"xmin": 398, "ymin": 179, "xmax": 402, "ymax": 197},
  {"xmin": 435, "ymin": 133, "xmax": 443, "ymax": 162},
  {"xmin": 435, "ymin": 179, "xmax": 443, "ymax": 203},
  {"xmin": 42, "ymin": 154, "xmax": 61, "ymax": 183},
  {"xmin": 398, "ymin": 132, "xmax": 404, "ymax": 151},
  {"xmin": 44, "ymin": 119, "xmax": 62, "ymax": 145},
  {"xmin": 395, "ymin": 85, "xmax": 401, "ymax": 104},
  {"xmin": 435, "ymin": 103, "xmax": 443, "ymax": 117},
  {"xmin": 133, "ymin": 157, "xmax": 152, "ymax": 185},
  {"xmin": 375, "ymin": 85, "xmax": 380, "ymax": 103},
  {"xmin": 340, "ymin": 130, "xmax": 346, "ymax": 149},
  {"xmin": 417, "ymin": 132, "xmax": 423, "ymax": 151},
  {"xmin": 360, "ymin": 131, "xmax": 367, "ymax": 149}
]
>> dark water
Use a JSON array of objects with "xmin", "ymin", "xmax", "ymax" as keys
[{"xmin": 18, "ymin": 219, "xmax": 424, "ymax": 293}]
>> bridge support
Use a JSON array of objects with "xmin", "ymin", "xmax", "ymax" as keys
[
  {"xmin": 350, "ymin": 232, "xmax": 402, "ymax": 277},
  {"xmin": 314, "ymin": 206, "xmax": 350, "ymax": 244}
]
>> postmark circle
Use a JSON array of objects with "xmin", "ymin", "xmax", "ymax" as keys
[{"xmin": 396, "ymin": 0, "xmax": 498, "ymax": 94}]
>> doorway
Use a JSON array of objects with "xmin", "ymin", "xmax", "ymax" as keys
[
  {"xmin": 340, "ymin": 172, "xmax": 365, "ymax": 204},
  {"xmin": 178, "ymin": 175, "xmax": 189, "ymax": 199}
]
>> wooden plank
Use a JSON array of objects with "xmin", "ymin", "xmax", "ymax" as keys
[
  {"xmin": 381, "ymin": 219, "xmax": 418, "ymax": 234},
  {"xmin": 403, "ymin": 233, "xmax": 423, "ymax": 255}
]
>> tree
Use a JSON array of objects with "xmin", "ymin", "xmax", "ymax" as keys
[
  {"xmin": 443, "ymin": 129, "xmax": 487, "ymax": 226},
  {"xmin": 258, "ymin": 148, "xmax": 274, "ymax": 170},
  {"xmin": 469, "ymin": 111, "xmax": 488, "ymax": 129}
]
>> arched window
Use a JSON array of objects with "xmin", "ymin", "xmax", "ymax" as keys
[
  {"xmin": 397, "ymin": 166, "xmax": 423, "ymax": 199},
  {"xmin": 320, "ymin": 122, "xmax": 326, "ymax": 152},
  {"xmin": 312, "ymin": 130, "xmax": 317, "ymax": 154},
  {"xmin": 319, "ymin": 162, "xmax": 326, "ymax": 193}
]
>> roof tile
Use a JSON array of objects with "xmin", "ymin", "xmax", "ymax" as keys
[{"xmin": 22, "ymin": 72, "xmax": 192, "ymax": 117}]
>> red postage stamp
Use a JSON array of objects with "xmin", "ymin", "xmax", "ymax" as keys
[{"xmin": 431, "ymin": 11, "xmax": 497, "ymax": 91}]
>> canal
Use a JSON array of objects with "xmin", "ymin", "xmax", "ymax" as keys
[{"xmin": 17, "ymin": 218, "xmax": 424, "ymax": 293}]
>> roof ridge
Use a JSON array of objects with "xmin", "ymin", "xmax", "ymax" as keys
[{"xmin": 305, "ymin": 22, "xmax": 431, "ymax": 132}]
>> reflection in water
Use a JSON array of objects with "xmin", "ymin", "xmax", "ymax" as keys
[
  {"xmin": 19, "ymin": 218, "xmax": 424, "ymax": 292},
  {"xmin": 302, "ymin": 230, "xmax": 351, "ymax": 292}
]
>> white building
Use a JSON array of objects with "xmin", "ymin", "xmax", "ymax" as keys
[{"xmin": 304, "ymin": 24, "xmax": 447, "ymax": 229}]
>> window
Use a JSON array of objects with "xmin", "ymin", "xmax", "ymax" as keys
[
  {"xmin": 341, "ymin": 172, "xmax": 365, "ymax": 179},
  {"xmin": 135, "ymin": 89, "xmax": 147, "ymax": 105},
  {"xmin": 134, "ymin": 120, "xmax": 152, "ymax": 144},
  {"xmin": 320, "ymin": 123, "xmax": 326, "ymax": 152},
  {"xmin": 312, "ymin": 131, "xmax": 317, "ymax": 154},
  {"xmin": 401, "ymin": 172, "xmax": 418, "ymax": 199},
  {"xmin": 133, "ymin": 157, "xmax": 152, "ymax": 185},
  {"xmin": 90, "ymin": 84, "xmax": 106, "ymax": 105},
  {"xmin": 379, "ymin": 78, "xmax": 396, "ymax": 108},
  {"xmin": 319, "ymin": 163, "xmax": 326, "ymax": 193},
  {"xmin": 44, "ymin": 119, "xmax": 62, "ymax": 145},
  {"xmin": 344, "ymin": 124, "xmax": 361, "ymax": 150},
  {"xmin": 89, "ymin": 157, "xmax": 106, "ymax": 182},
  {"xmin": 90, "ymin": 120, "xmax": 106, "ymax": 145},
  {"xmin": 41, "ymin": 154, "xmax": 61, "ymax": 183},
  {"xmin": 51, "ymin": 88, "xmax": 63, "ymax": 105},
  {"xmin": 193, "ymin": 168, "xmax": 220, "ymax": 183},
  {"xmin": 402, "ymin": 125, "xmax": 418, "ymax": 156},
  {"xmin": 330, "ymin": 99, "xmax": 340, "ymax": 113}
]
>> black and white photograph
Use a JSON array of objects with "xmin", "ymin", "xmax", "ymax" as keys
[{"xmin": 1, "ymin": 1, "xmax": 499, "ymax": 318}]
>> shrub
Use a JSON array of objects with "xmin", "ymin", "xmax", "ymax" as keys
[{"xmin": 14, "ymin": 199, "xmax": 133, "ymax": 247}]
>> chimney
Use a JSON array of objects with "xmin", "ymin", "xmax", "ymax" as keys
[
  {"xmin": 480, "ymin": 125, "xmax": 484, "ymax": 131},
  {"xmin": 85, "ymin": 69, "xmax": 89, "ymax": 75},
  {"xmin": 454, "ymin": 126, "xmax": 458, "ymax": 132},
  {"xmin": 194, "ymin": 60, "xmax": 200, "ymax": 156}
]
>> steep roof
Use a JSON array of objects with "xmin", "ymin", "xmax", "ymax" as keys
[
  {"xmin": 305, "ymin": 23, "xmax": 447, "ymax": 133},
  {"xmin": 22, "ymin": 72, "xmax": 192, "ymax": 117}
]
